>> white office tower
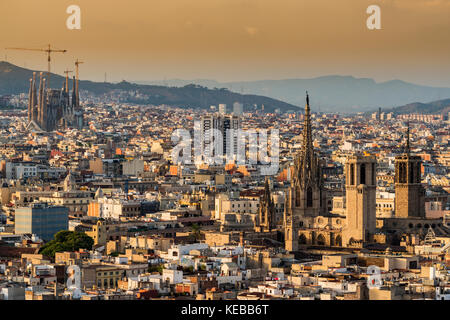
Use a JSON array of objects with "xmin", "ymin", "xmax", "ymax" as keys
[
  {"xmin": 200, "ymin": 114, "xmax": 241, "ymax": 163},
  {"xmin": 201, "ymin": 115, "xmax": 220, "ymax": 160},
  {"xmin": 222, "ymin": 114, "xmax": 240, "ymax": 160},
  {"xmin": 233, "ymin": 102, "xmax": 243, "ymax": 116},
  {"xmin": 218, "ymin": 104, "xmax": 227, "ymax": 115}
]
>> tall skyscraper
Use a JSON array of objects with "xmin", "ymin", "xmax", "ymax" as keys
[
  {"xmin": 233, "ymin": 102, "xmax": 243, "ymax": 116},
  {"xmin": 200, "ymin": 113, "xmax": 240, "ymax": 162}
]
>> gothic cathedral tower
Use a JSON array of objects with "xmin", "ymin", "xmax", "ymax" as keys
[
  {"xmin": 284, "ymin": 93, "xmax": 325, "ymax": 252},
  {"xmin": 342, "ymin": 154, "xmax": 377, "ymax": 247},
  {"xmin": 394, "ymin": 123, "xmax": 425, "ymax": 218}
]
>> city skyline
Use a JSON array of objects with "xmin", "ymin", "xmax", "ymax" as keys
[{"xmin": 0, "ymin": 0, "xmax": 449, "ymax": 304}]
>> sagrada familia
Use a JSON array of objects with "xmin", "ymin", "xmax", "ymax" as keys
[
  {"xmin": 27, "ymin": 71, "xmax": 83, "ymax": 132},
  {"xmin": 254, "ymin": 93, "xmax": 449, "ymax": 251}
]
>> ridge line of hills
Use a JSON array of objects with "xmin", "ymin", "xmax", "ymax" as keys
[
  {"xmin": 1, "ymin": 61, "xmax": 450, "ymax": 114},
  {"xmin": 0, "ymin": 61, "xmax": 299, "ymax": 113},
  {"xmin": 136, "ymin": 77, "xmax": 450, "ymax": 114}
]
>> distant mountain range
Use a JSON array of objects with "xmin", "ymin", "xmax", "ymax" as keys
[
  {"xmin": 387, "ymin": 98, "xmax": 450, "ymax": 115},
  {"xmin": 136, "ymin": 77, "xmax": 450, "ymax": 113},
  {"xmin": 2, "ymin": 61, "xmax": 450, "ymax": 114},
  {"xmin": 0, "ymin": 62, "xmax": 299, "ymax": 113}
]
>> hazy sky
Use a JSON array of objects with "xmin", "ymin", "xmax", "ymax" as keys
[{"xmin": 1, "ymin": 0, "xmax": 450, "ymax": 86}]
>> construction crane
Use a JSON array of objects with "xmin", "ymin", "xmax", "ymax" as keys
[
  {"xmin": 74, "ymin": 59, "xmax": 83, "ymax": 82},
  {"xmin": 74, "ymin": 59, "xmax": 84, "ymax": 106},
  {"xmin": 5, "ymin": 44, "xmax": 67, "ymax": 86}
]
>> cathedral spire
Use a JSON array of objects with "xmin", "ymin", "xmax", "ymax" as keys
[
  {"xmin": 40, "ymin": 78, "xmax": 47, "ymax": 130},
  {"xmin": 32, "ymin": 72, "xmax": 37, "ymax": 110},
  {"xmin": 37, "ymin": 72, "xmax": 44, "ymax": 124},
  {"xmin": 264, "ymin": 177, "xmax": 272, "ymax": 205},
  {"xmin": 72, "ymin": 75, "xmax": 77, "ymax": 108},
  {"xmin": 65, "ymin": 70, "xmax": 69, "ymax": 94},
  {"xmin": 305, "ymin": 91, "xmax": 310, "ymax": 114},
  {"xmin": 28, "ymin": 77, "xmax": 33, "ymax": 122},
  {"xmin": 303, "ymin": 91, "xmax": 313, "ymax": 155}
]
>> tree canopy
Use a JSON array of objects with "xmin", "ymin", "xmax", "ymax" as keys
[{"xmin": 39, "ymin": 230, "xmax": 94, "ymax": 258}]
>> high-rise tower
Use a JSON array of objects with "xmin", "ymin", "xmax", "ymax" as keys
[{"xmin": 394, "ymin": 123, "xmax": 425, "ymax": 218}]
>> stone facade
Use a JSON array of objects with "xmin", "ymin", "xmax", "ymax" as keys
[{"xmin": 27, "ymin": 71, "xmax": 83, "ymax": 132}]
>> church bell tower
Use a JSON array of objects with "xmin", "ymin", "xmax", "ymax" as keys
[{"xmin": 394, "ymin": 123, "xmax": 425, "ymax": 218}]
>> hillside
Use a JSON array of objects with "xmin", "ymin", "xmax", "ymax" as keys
[
  {"xmin": 0, "ymin": 62, "xmax": 299, "ymax": 113},
  {"xmin": 138, "ymin": 77, "xmax": 450, "ymax": 113},
  {"xmin": 387, "ymin": 98, "xmax": 450, "ymax": 115}
]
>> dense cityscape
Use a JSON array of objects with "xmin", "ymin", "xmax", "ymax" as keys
[{"xmin": 0, "ymin": 64, "xmax": 448, "ymax": 301}]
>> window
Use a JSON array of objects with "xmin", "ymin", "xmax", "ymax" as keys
[
  {"xmin": 295, "ymin": 187, "xmax": 301, "ymax": 207},
  {"xmin": 360, "ymin": 163, "xmax": 366, "ymax": 185},
  {"xmin": 306, "ymin": 187, "xmax": 313, "ymax": 208},
  {"xmin": 372, "ymin": 163, "xmax": 375, "ymax": 185},
  {"xmin": 350, "ymin": 164, "xmax": 355, "ymax": 185}
]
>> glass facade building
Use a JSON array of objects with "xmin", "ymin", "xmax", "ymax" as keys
[{"xmin": 15, "ymin": 203, "xmax": 69, "ymax": 241}]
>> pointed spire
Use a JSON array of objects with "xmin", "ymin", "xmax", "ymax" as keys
[
  {"xmin": 293, "ymin": 91, "xmax": 323, "ymax": 189},
  {"xmin": 32, "ymin": 72, "xmax": 37, "ymax": 109},
  {"xmin": 28, "ymin": 78, "xmax": 33, "ymax": 122},
  {"xmin": 65, "ymin": 71, "xmax": 69, "ymax": 94},
  {"xmin": 40, "ymin": 78, "xmax": 47, "ymax": 130},
  {"xmin": 264, "ymin": 177, "xmax": 272, "ymax": 205},
  {"xmin": 72, "ymin": 75, "xmax": 77, "ymax": 107},
  {"xmin": 37, "ymin": 72, "xmax": 44, "ymax": 125},
  {"xmin": 303, "ymin": 91, "xmax": 313, "ymax": 154},
  {"xmin": 305, "ymin": 91, "xmax": 310, "ymax": 114},
  {"xmin": 28, "ymin": 72, "xmax": 38, "ymax": 123}
]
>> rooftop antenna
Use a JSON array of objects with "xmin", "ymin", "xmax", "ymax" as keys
[{"xmin": 405, "ymin": 121, "xmax": 410, "ymax": 155}]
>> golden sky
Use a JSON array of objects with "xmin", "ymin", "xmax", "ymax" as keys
[{"xmin": 1, "ymin": 0, "xmax": 449, "ymax": 86}]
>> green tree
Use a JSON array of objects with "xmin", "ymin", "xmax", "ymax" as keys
[
  {"xmin": 39, "ymin": 231, "xmax": 94, "ymax": 258},
  {"xmin": 148, "ymin": 264, "xmax": 164, "ymax": 274},
  {"xmin": 190, "ymin": 223, "xmax": 201, "ymax": 241}
]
